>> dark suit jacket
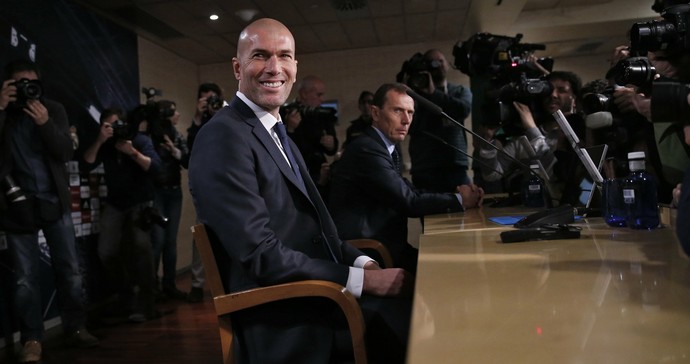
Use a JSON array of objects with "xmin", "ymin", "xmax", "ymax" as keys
[
  {"xmin": 188, "ymin": 96, "xmax": 365, "ymax": 363},
  {"xmin": 329, "ymin": 127, "xmax": 464, "ymax": 272}
]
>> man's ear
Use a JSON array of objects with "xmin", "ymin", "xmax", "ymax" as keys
[{"xmin": 232, "ymin": 58, "xmax": 241, "ymax": 80}]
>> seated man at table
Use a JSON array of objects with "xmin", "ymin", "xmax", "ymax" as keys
[{"xmin": 329, "ymin": 83, "xmax": 484, "ymax": 273}]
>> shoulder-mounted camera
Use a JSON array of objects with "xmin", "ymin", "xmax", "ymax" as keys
[{"xmin": 395, "ymin": 52, "xmax": 442, "ymax": 90}]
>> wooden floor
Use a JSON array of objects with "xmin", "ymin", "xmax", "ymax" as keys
[{"xmin": 1, "ymin": 272, "xmax": 223, "ymax": 364}]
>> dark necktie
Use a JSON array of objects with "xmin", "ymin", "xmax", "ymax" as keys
[
  {"xmin": 391, "ymin": 148, "xmax": 401, "ymax": 174},
  {"xmin": 274, "ymin": 122, "xmax": 305, "ymax": 187}
]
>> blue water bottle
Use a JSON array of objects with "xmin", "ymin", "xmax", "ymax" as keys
[
  {"xmin": 523, "ymin": 164, "xmax": 545, "ymax": 208},
  {"xmin": 602, "ymin": 178, "xmax": 627, "ymax": 227},
  {"xmin": 622, "ymin": 151, "xmax": 659, "ymax": 229}
]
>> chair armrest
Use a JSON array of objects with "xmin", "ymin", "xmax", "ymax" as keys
[
  {"xmin": 348, "ymin": 239, "xmax": 394, "ymax": 268},
  {"xmin": 213, "ymin": 280, "xmax": 366, "ymax": 364}
]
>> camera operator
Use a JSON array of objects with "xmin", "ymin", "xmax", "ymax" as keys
[
  {"xmin": 0, "ymin": 59, "xmax": 98, "ymax": 362},
  {"xmin": 404, "ymin": 49, "xmax": 473, "ymax": 192},
  {"xmin": 281, "ymin": 75, "xmax": 339, "ymax": 189},
  {"xmin": 478, "ymin": 70, "xmax": 585, "ymax": 205},
  {"xmin": 82, "ymin": 105, "xmax": 163, "ymax": 323}
]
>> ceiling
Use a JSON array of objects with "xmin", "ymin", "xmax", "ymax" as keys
[{"xmin": 71, "ymin": 0, "xmax": 659, "ymax": 65}]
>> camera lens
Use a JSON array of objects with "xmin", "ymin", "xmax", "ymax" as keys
[
  {"xmin": 2, "ymin": 176, "xmax": 27, "ymax": 202},
  {"xmin": 23, "ymin": 83, "xmax": 42, "ymax": 99},
  {"xmin": 630, "ymin": 21, "xmax": 676, "ymax": 53},
  {"xmin": 616, "ymin": 57, "xmax": 656, "ymax": 88}
]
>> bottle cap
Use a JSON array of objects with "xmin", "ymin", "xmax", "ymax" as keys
[{"xmin": 628, "ymin": 151, "xmax": 645, "ymax": 160}]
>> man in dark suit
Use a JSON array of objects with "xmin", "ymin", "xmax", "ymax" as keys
[
  {"xmin": 189, "ymin": 18, "xmax": 414, "ymax": 364},
  {"xmin": 329, "ymin": 83, "xmax": 484, "ymax": 273}
]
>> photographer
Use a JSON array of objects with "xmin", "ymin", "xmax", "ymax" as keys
[
  {"xmin": 185, "ymin": 82, "xmax": 223, "ymax": 303},
  {"xmin": 601, "ymin": 3, "xmax": 690, "ymax": 202},
  {"xmin": 186, "ymin": 82, "xmax": 223, "ymax": 153},
  {"xmin": 0, "ymin": 59, "xmax": 98, "ymax": 362},
  {"xmin": 150, "ymin": 100, "xmax": 188, "ymax": 300},
  {"xmin": 282, "ymin": 75, "xmax": 339, "ymax": 188},
  {"xmin": 405, "ymin": 49, "xmax": 473, "ymax": 192},
  {"xmin": 82, "ymin": 105, "xmax": 163, "ymax": 323}
]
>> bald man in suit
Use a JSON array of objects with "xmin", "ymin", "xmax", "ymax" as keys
[{"xmin": 189, "ymin": 18, "xmax": 413, "ymax": 364}]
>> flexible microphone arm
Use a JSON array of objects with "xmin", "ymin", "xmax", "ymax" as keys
[
  {"xmin": 420, "ymin": 130, "xmax": 506, "ymax": 177},
  {"xmin": 406, "ymin": 89, "xmax": 534, "ymax": 176}
]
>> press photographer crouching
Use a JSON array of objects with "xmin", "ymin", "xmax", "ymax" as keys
[
  {"xmin": 0, "ymin": 59, "xmax": 98, "ymax": 362},
  {"xmin": 82, "ymin": 105, "xmax": 165, "ymax": 323}
]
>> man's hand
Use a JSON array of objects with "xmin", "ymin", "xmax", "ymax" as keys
[
  {"xmin": 317, "ymin": 162, "xmax": 330, "ymax": 186},
  {"xmin": 362, "ymin": 268, "xmax": 414, "ymax": 298},
  {"xmin": 0, "ymin": 79, "xmax": 16, "ymax": 110},
  {"xmin": 23, "ymin": 99, "xmax": 49, "ymax": 125},
  {"xmin": 115, "ymin": 139, "xmax": 136, "ymax": 156},
  {"xmin": 457, "ymin": 183, "xmax": 484, "ymax": 209},
  {"xmin": 320, "ymin": 132, "xmax": 335, "ymax": 151},
  {"xmin": 613, "ymin": 86, "xmax": 651, "ymax": 121},
  {"xmin": 97, "ymin": 121, "xmax": 114, "ymax": 144},
  {"xmin": 513, "ymin": 101, "xmax": 537, "ymax": 129},
  {"xmin": 673, "ymin": 183, "xmax": 682, "ymax": 208}
]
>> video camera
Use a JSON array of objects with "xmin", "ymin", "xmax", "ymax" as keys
[
  {"xmin": 630, "ymin": 4, "xmax": 690, "ymax": 55},
  {"xmin": 454, "ymin": 33, "xmax": 554, "ymax": 131},
  {"xmin": 453, "ymin": 33, "xmax": 552, "ymax": 79},
  {"xmin": 11, "ymin": 78, "xmax": 43, "ymax": 106},
  {"xmin": 395, "ymin": 52, "xmax": 442, "ymax": 90},
  {"xmin": 142, "ymin": 87, "xmax": 162, "ymax": 104}
]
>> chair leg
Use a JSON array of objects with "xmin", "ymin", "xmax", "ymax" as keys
[{"xmin": 218, "ymin": 318, "xmax": 234, "ymax": 364}]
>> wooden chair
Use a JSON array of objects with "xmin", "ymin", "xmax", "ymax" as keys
[
  {"xmin": 191, "ymin": 224, "xmax": 368, "ymax": 364},
  {"xmin": 347, "ymin": 239, "xmax": 394, "ymax": 269}
]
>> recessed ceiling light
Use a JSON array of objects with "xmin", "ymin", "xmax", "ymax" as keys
[{"xmin": 209, "ymin": 14, "xmax": 219, "ymax": 20}]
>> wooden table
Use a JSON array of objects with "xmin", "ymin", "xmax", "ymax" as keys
[{"xmin": 407, "ymin": 207, "xmax": 690, "ymax": 363}]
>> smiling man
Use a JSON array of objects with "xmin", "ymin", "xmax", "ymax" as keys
[
  {"xmin": 329, "ymin": 83, "xmax": 484, "ymax": 274},
  {"xmin": 189, "ymin": 19, "xmax": 416, "ymax": 363}
]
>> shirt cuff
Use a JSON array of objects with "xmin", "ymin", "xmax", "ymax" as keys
[
  {"xmin": 346, "ymin": 267, "xmax": 364, "ymax": 298},
  {"xmin": 345, "ymin": 255, "xmax": 377, "ymax": 298}
]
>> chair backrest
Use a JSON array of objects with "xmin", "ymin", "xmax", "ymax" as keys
[{"xmin": 191, "ymin": 224, "xmax": 226, "ymax": 299}]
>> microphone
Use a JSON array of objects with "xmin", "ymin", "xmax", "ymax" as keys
[
  {"xmin": 585, "ymin": 111, "xmax": 614, "ymax": 130},
  {"xmin": 420, "ymin": 130, "xmax": 506, "ymax": 178}
]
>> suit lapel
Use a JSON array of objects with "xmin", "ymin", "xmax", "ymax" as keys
[{"xmin": 230, "ymin": 98, "xmax": 311, "ymax": 198}]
